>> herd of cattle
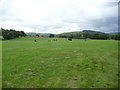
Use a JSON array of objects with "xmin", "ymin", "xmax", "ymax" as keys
[
  {"xmin": 34, "ymin": 38, "xmax": 72, "ymax": 42},
  {"xmin": 48, "ymin": 39, "xmax": 58, "ymax": 42}
]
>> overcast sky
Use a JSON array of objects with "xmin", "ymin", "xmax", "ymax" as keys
[{"xmin": 0, "ymin": 0, "xmax": 119, "ymax": 34}]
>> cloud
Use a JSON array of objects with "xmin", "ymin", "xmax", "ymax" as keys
[
  {"xmin": 0, "ymin": 0, "xmax": 119, "ymax": 34},
  {"xmin": 92, "ymin": 17, "xmax": 118, "ymax": 32}
]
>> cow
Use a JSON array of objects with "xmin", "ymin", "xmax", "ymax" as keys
[
  {"xmin": 34, "ymin": 40, "xmax": 37, "ymax": 42},
  {"xmin": 53, "ymin": 39, "xmax": 57, "ymax": 41},
  {"xmin": 48, "ymin": 40, "xmax": 52, "ymax": 42},
  {"xmin": 68, "ymin": 38, "xmax": 72, "ymax": 41},
  {"xmin": 55, "ymin": 39, "xmax": 58, "ymax": 41}
]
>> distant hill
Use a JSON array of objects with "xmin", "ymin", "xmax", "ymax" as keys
[
  {"xmin": 82, "ymin": 30, "xmax": 120, "ymax": 35},
  {"xmin": 26, "ymin": 30, "xmax": 120, "ymax": 37},
  {"xmin": 26, "ymin": 32, "xmax": 36, "ymax": 37},
  {"xmin": 107, "ymin": 32, "xmax": 120, "ymax": 35},
  {"xmin": 26, "ymin": 32, "xmax": 52, "ymax": 37},
  {"xmin": 40, "ymin": 33, "xmax": 51, "ymax": 37},
  {"xmin": 82, "ymin": 30, "xmax": 107, "ymax": 34}
]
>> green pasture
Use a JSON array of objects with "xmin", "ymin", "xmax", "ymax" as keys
[{"xmin": 2, "ymin": 37, "xmax": 118, "ymax": 88}]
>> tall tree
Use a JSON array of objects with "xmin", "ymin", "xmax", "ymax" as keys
[
  {"xmin": 36, "ymin": 34, "xmax": 39, "ymax": 37},
  {"xmin": 83, "ymin": 32, "xmax": 90, "ymax": 40},
  {"xmin": 49, "ymin": 34, "xmax": 54, "ymax": 38}
]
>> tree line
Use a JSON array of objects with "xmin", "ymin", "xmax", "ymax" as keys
[
  {"xmin": 0, "ymin": 28, "xmax": 26, "ymax": 40},
  {"xmin": 35, "ymin": 32, "xmax": 120, "ymax": 40},
  {"xmin": 56, "ymin": 32, "xmax": 120, "ymax": 40},
  {"xmin": 1, "ymin": 28, "xmax": 120, "ymax": 40}
]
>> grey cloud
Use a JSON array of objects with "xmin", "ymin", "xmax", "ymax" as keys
[
  {"xmin": 23, "ymin": 16, "xmax": 118, "ymax": 33},
  {"xmin": 0, "ymin": 0, "xmax": 118, "ymax": 33},
  {"xmin": 90, "ymin": 17, "xmax": 118, "ymax": 32},
  {"xmin": 0, "ymin": 17, "xmax": 23, "ymax": 23},
  {"xmin": 20, "ymin": 24, "xmax": 63, "ymax": 30},
  {"xmin": 97, "ymin": 1, "xmax": 118, "ymax": 8},
  {"xmin": 104, "ymin": 2, "xmax": 118, "ymax": 7}
]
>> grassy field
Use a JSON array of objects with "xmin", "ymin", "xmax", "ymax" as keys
[{"xmin": 2, "ymin": 37, "xmax": 118, "ymax": 88}]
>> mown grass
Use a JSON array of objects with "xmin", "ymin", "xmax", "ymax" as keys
[{"xmin": 2, "ymin": 37, "xmax": 118, "ymax": 88}]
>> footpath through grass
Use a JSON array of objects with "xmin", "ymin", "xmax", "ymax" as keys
[{"xmin": 2, "ymin": 37, "xmax": 118, "ymax": 88}]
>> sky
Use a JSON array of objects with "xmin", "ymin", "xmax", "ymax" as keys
[{"xmin": 0, "ymin": 0, "xmax": 119, "ymax": 34}]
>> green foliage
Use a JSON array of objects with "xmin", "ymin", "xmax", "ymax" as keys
[
  {"xmin": 76, "ymin": 33, "xmax": 83, "ymax": 39},
  {"xmin": 57, "ymin": 31, "xmax": 119, "ymax": 40},
  {"xmin": 49, "ymin": 34, "xmax": 55, "ymax": 38},
  {"xmin": 91, "ymin": 34, "xmax": 109, "ymax": 40},
  {"xmin": 0, "ymin": 29, "xmax": 2, "ymax": 36},
  {"xmin": 83, "ymin": 32, "xmax": 91, "ymax": 39},
  {"xmin": 1, "ymin": 28, "xmax": 26, "ymax": 40},
  {"xmin": 36, "ymin": 34, "xmax": 39, "ymax": 37},
  {"xmin": 57, "ymin": 32, "xmax": 84, "ymax": 39},
  {"xmin": 111, "ymin": 34, "xmax": 120, "ymax": 40}
]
